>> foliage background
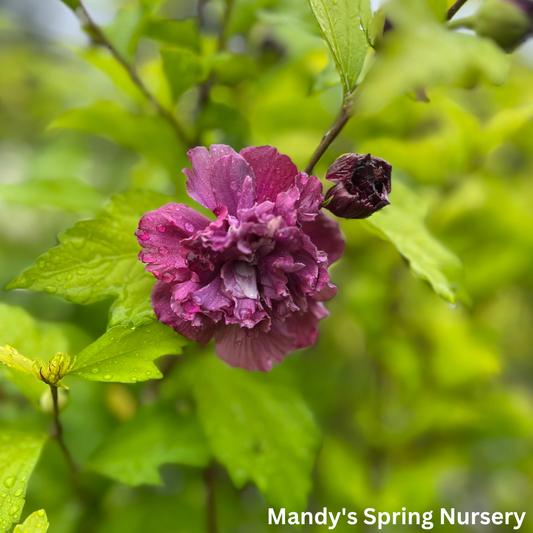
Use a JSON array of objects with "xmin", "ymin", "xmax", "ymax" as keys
[{"xmin": 1, "ymin": 0, "xmax": 533, "ymax": 531}]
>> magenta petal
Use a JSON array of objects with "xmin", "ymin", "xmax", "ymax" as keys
[
  {"xmin": 301, "ymin": 212, "xmax": 345, "ymax": 264},
  {"xmin": 184, "ymin": 145, "xmax": 240, "ymax": 211},
  {"xmin": 136, "ymin": 204, "xmax": 211, "ymax": 283},
  {"xmin": 151, "ymin": 281, "xmax": 215, "ymax": 343},
  {"xmin": 214, "ymin": 323, "xmax": 295, "ymax": 372},
  {"xmin": 210, "ymin": 154, "xmax": 256, "ymax": 215},
  {"xmin": 240, "ymin": 146, "xmax": 298, "ymax": 203},
  {"xmin": 295, "ymin": 172, "xmax": 324, "ymax": 223},
  {"xmin": 214, "ymin": 300, "xmax": 327, "ymax": 371}
]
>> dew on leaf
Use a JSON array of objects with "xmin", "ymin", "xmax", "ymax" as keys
[
  {"xmin": 9, "ymin": 505, "xmax": 20, "ymax": 516},
  {"xmin": 91, "ymin": 367, "xmax": 100, "ymax": 374},
  {"xmin": 4, "ymin": 476, "xmax": 16, "ymax": 488}
]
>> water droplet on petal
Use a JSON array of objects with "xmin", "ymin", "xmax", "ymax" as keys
[
  {"xmin": 156, "ymin": 224, "xmax": 166, "ymax": 233},
  {"xmin": 4, "ymin": 477, "xmax": 15, "ymax": 489},
  {"xmin": 130, "ymin": 377, "xmax": 138, "ymax": 382},
  {"xmin": 91, "ymin": 368, "xmax": 100, "ymax": 374},
  {"xmin": 103, "ymin": 374, "xmax": 113, "ymax": 380},
  {"xmin": 37, "ymin": 510, "xmax": 45, "ymax": 517},
  {"xmin": 185, "ymin": 223, "xmax": 194, "ymax": 232},
  {"xmin": 14, "ymin": 490, "xmax": 22, "ymax": 497}
]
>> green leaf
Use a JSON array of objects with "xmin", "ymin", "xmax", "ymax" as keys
[
  {"xmin": 7, "ymin": 191, "xmax": 169, "ymax": 327},
  {"xmin": 364, "ymin": 180, "xmax": 465, "ymax": 304},
  {"xmin": 103, "ymin": 5, "xmax": 146, "ymax": 63},
  {"xmin": 142, "ymin": 18, "xmax": 200, "ymax": 52},
  {"xmin": 0, "ymin": 427, "xmax": 47, "ymax": 532},
  {"xmin": 13, "ymin": 510, "xmax": 49, "ymax": 533},
  {"xmin": 193, "ymin": 355, "xmax": 321, "ymax": 510},
  {"xmin": 58, "ymin": 0, "xmax": 80, "ymax": 9},
  {"xmin": 355, "ymin": 0, "xmax": 508, "ymax": 115},
  {"xmin": 161, "ymin": 48, "xmax": 207, "ymax": 103},
  {"xmin": 81, "ymin": 49, "xmax": 146, "ymax": 104},
  {"xmin": 87, "ymin": 405, "xmax": 210, "ymax": 485},
  {"xmin": 70, "ymin": 319, "xmax": 186, "ymax": 383},
  {"xmin": 0, "ymin": 304, "xmax": 91, "ymax": 407},
  {"xmin": 207, "ymin": 53, "xmax": 258, "ymax": 86},
  {"xmin": 0, "ymin": 178, "xmax": 105, "ymax": 214},
  {"xmin": 52, "ymin": 102, "xmax": 185, "ymax": 179},
  {"xmin": 307, "ymin": 0, "xmax": 369, "ymax": 94}
]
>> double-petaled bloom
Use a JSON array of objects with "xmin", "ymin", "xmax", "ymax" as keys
[{"xmin": 136, "ymin": 145, "xmax": 345, "ymax": 371}]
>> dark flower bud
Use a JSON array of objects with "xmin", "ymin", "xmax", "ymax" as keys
[
  {"xmin": 323, "ymin": 153, "xmax": 392, "ymax": 219},
  {"xmin": 474, "ymin": 0, "xmax": 533, "ymax": 51}
]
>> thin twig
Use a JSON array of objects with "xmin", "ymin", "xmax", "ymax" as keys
[
  {"xmin": 77, "ymin": 2, "xmax": 191, "ymax": 148},
  {"xmin": 204, "ymin": 463, "xmax": 218, "ymax": 533},
  {"xmin": 305, "ymin": 99, "xmax": 353, "ymax": 175},
  {"xmin": 50, "ymin": 386, "xmax": 78, "ymax": 475},
  {"xmin": 447, "ymin": 0, "xmax": 469, "ymax": 20},
  {"xmin": 194, "ymin": 0, "xmax": 237, "ymax": 134},
  {"xmin": 216, "ymin": 0, "xmax": 236, "ymax": 52}
]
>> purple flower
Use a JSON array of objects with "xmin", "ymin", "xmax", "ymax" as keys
[
  {"xmin": 136, "ymin": 145, "xmax": 345, "ymax": 372},
  {"xmin": 323, "ymin": 153, "xmax": 392, "ymax": 219}
]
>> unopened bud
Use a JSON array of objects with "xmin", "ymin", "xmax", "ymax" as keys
[
  {"xmin": 474, "ymin": 0, "xmax": 533, "ymax": 50},
  {"xmin": 323, "ymin": 153, "xmax": 392, "ymax": 219}
]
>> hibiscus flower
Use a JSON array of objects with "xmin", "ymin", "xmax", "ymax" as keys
[{"xmin": 136, "ymin": 145, "xmax": 345, "ymax": 371}]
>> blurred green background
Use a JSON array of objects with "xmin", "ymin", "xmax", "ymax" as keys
[{"xmin": 1, "ymin": 0, "xmax": 533, "ymax": 531}]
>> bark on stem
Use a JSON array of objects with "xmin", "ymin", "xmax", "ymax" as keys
[
  {"xmin": 204, "ymin": 464, "xmax": 218, "ymax": 533},
  {"xmin": 305, "ymin": 100, "xmax": 353, "ymax": 176},
  {"xmin": 50, "ymin": 386, "xmax": 77, "ymax": 475},
  {"xmin": 447, "ymin": 0, "xmax": 470, "ymax": 20}
]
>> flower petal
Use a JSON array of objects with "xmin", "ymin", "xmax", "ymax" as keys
[
  {"xmin": 184, "ymin": 145, "xmax": 256, "ymax": 214},
  {"xmin": 137, "ymin": 204, "xmax": 211, "ymax": 283},
  {"xmin": 210, "ymin": 154, "xmax": 256, "ymax": 215},
  {"xmin": 214, "ymin": 300, "xmax": 327, "ymax": 371},
  {"xmin": 151, "ymin": 281, "xmax": 216, "ymax": 343},
  {"xmin": 240, "ymin": 146, "xmax": 298, "ymax": 203},
  {"xmin": 301, "ymin": 211, "xmax": 345, "ymax": 264}
]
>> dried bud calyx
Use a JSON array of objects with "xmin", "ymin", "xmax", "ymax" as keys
[{"xmin": 323, "ymin": 153, "xmax": 392, "ymax": 219}]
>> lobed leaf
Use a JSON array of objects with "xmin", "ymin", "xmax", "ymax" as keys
[
  {"xmin": 161, "ymin": 48, "xmax": 207, "ymax": 103},
  {"xmin": 87, "ymin": 405, "xmax": 210, "ymax": 485},
  {"xmin": 193, "ymin": 355, "xmax": 321, "ymax": 511},
  {"xmin": 7, "ymin": 191, "xmax": 170, "ymax": 327},
  {"xmin": 0, "ymin": 178, "xmax": 105, "ymax": 214},
  {"xmin": 51, "ymin": 103, "xmax": 185, "ymax": 178},
  {"xmin": 307, "ymin": 0, "xmax": 370, "ymax": 94},
  {"xmin": 0, "ymin": 427, "xmax": 47, "ymax": 532},
  {"xmin": 13, "ymin": 510, "xmax": 49, "ymax": 533},
  {"xmin": 70, "ymin": 319, "xmax": 186, "ymax": 383},
  {"xmin": 364, "ymin": 180, "xmax": 466, "ymax": 303}
]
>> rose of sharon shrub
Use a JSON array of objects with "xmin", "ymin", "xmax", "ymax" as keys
[{"xmin": 136, "ymin": 145, "xmax": 345, "ymax": 371}]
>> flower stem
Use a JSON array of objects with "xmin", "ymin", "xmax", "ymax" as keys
[
  {"xmin": 204, "ymin": 463, "xmax": 218, "ymax": 533},
  {"xmin": 50, "ymin": 386, "xmax": 77, "ymax": 475},
  {"xmin": 447, "ymin": 0, "xmax": 470, "ymax": 20},
  {"xmin": 77, "ymin": 2, "xmax": 191, "ymax": 148},
  {"xmin": 305, "ymin": 98, "xmax": 353, "ymax": 176}
]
